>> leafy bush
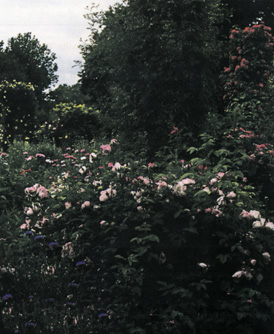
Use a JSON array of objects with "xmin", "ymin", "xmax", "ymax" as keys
[
  {"xmin": 0, "ymin": 81, "xmax": 38, "ymax": 148},
  {"xmin": 38, "ymin": 103, "xmax": 100, "ymax": 147},
  {"xmin": 0, "ymin": 132, "xmax": 273, "ymax": 333}
]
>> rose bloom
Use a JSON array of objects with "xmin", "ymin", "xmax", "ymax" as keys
[
  {"xmin": 226, "ymin": 191, "xmax": 236, "ymax": 199},
  {"xmin": 65, "ymin": 202, "xmax": 72, "ymax": 210},
  {"xmin": 36, "ymin": 185, "xmax": 47, "ymax": 199},
  {"xmin": 100, "ymin": 144, "xmax": 111, "ymax": 154},
  {"xmin": 81, "ymin": 201, "xmax": 91, "ymax": 209},
  {"xmin": 25, "ymin": 184, "xmax": 39, "ymax": 195}
]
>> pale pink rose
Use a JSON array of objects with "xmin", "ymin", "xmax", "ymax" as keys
[
  {"xmin": 156, "ymin": 180, "xmax": 168, "ymax": 189},
  {"xmin": 25, "ymin": 184, "xmax": 39, "ymax": 194},
  {"xmin": 262, "ymin": 252, "xmax": 271, "ymax": 263},
  {"xmin": 100, "ymin": 144, "xmax": 111, "ymax": 154},
  {"xmin": 79, "ymin": 166, "xmax": 87, "ymax": 174},
  {"xmin": 25, "ymin": 207, "xmax": 34, "ymax": 215},
  {"xmin": 252, "ymin": 220, "xmax": 264, "ymax": 228},
  {"xmin": 20, "ymin": 224, "xmax": 27, "ymax": 230},
  {"xmin": 100, "ymin": 220, "xmax": 106, "ymax": 226},
  {"xmin": 211, "ymin": 208, "xmax": 222, "ymax": 217},
  {"xmin": 250, "ymin": 259, "xmax": 257, "ymax": 266},
  {"xmin": 99, "ymin": 187, "xmax": 117, "ymax": 201},
  {"xmin": 173, "ymin": 181, "xmax": 187, "ymax": 196},
  {"xmin": 37, "ymin": 185, "xmax": 47, "ymax": 199},
  {"xmin": 99, "ymin": 190, "xmax": 109, "ymax": 202},
  {"xmin": 148, "ymin": 163, "xmax": 155, "ymax": 168},
  {"xmin": 112, "ymin": 162, "xmax": 121, "ymax": 171},
  {"xmin": 209, "ymin": 178, "xmax": 218, "ymax": 185},
  {"xmin": 182, "ymin": 178, "xmax": 195, "ymax": 185},
  {"xmin": 217, "ymin": 196, "xmax": 225, "ymax": 206},
  {"xmin": 35, "ymin": 153, "xmax": 45, "ymax": 158},
  {"xmin": 81, "ymin": 201, "xmax": 91, "ymax": 209},
  {"xmin": 232, "ymin": 270, "xmax": 243, "ymax": 278},
  {"xmin": 226, "ymin": 191, "xmax": 236, "ymax": 199},
  {"xmin": 203, "ymin": 186, "xmax": 210, "ymax": 193},
  {"xmin": 240, "ymin": 210, "xmax": 250, "ymax": 218},
  {"xmin": 249, "ymin": 210, "xmax": 261, "ymax": 219},
  {"xmin": 217, "ymin": 172, "xmax": 225, "ymax": 179},
  {"xmin": 137, "ymin": 176, "xmax": 150, "ymax": 185},
  {"xmin": 65, "ymin": 202, "xmax": 72, "ymax": 209},
  {"xmin": 265, "ymin": 222, "xmax": 274, "ymax": 230}
]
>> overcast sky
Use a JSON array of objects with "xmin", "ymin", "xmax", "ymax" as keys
[{"xmin": 0, "ymin": 0, "xmax": 121, "ymax": 87}]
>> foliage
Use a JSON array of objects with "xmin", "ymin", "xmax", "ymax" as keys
[
  {"xmin": 0, "ymin": 81, "xmax": 38, "ymax": 149},
  {"xmin": 0, "ymin": 3, "xmax": 274, "ymax": 334},
  {"xmin": 80, "ymin": 0, "xmax": 223, "ymax": 153},
  {"xmin": 221, "ymin": 23, "xmax": 274, "ymax": 135},
  {"xmin": 222, "ymin": 0, "xmax": 274, "ymax": 31},
  {"xmin": 49, "ymin": 83, "xmax": 88, "ymax": 106},
  {"xmin": 38, "ymin": 103, "xmax": 101, "ymax": 147},
  {"xmin": 0, "ymin": 131, "xmax": 273, "ymax": 333},
  {"xmin": 0, "ymin": 32, "xmax": 58, "ymax": 109}
]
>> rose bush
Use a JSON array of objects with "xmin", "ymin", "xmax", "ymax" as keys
[{"xmin": 0, "ymin": 131, "xmax": 272, "ymax": 333}]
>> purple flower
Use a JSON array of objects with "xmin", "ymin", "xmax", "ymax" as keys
[
  {"xmin": 76, "ymin": 261, "xmax": 86, "ymax": 267},
  {"xmin": 48, "ymin": 242, "xmax": 59, "ymax": 247},
  {"xmin": 25, "ymin": 322, "xmax": 36, "ymax": 327},
  {"xmin": 66, "ymin": 302, "xmax": 75, "ymax": 306},
  {"xmin": 45, "ymin": 298, "xmax": 54, "ymax": 302},
  {"xmin": 68, "ymin": 283, "xmax": 79, "ymax": 287},
  {"xmin": 34, "ymin": 235, "xmax": 44, "ymax": 240},
  {"xmin": 2, "ymin": 294, "xmax": 12, "ymax": 301},
  {"xmin": 24, "ymin": 231, "xmax": 33, "ymax": 236},
  {"xmin": 14, "ymin": 330, "xmax": 20, "ymax": 333},
  {"xmin": 98, "ymin": 313, "xmax": 108, "ymax": 318}
]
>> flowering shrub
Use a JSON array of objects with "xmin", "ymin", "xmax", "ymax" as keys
[
  {"xmin": 0, "ymin": 81, "xmax": 38, "ymax": 148},
  {"xmin": 0, "ymin": 22, "xmax": 273, "ymax": 334},
  {"xmin": 38, "ymin": 103, "xmax": 100, "ymax": 147},
  {"xmin": 0, "ymin": 131, "xmax": 273, "ymax": 333}
]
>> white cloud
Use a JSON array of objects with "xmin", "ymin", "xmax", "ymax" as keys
[{"xmin": 0, "ymin": 0, "xmax": 122, "ymax": 85}]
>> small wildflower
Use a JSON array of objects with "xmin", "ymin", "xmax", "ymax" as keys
[{"xmin": 2, "ymin": 294, "xmax": 12, "ymax": 301}]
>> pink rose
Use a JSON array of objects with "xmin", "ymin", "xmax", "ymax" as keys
[
  {"xmin": 37, "ymin": 185, "xmax": 48, "ymax": 199},
  {"xmin": 232, "ymin": 270, "xmax": 243, "ymax": 279},
  {"xmin": 100, "ymin": 144, "xmax": 111, "ymax": 154},
  {"xmin": 262, "ymin": 252, "xmax": 271, "ymax": 264},
  {"xmin": 226, "ymin": 191, "xmax": 236, "ymax": 199},
  {"xmin": 65, "ymin": 202, "xmax": 71, "ymax": 210},
  {"xmin": 81, "ymin": 201, "xmax": 91, "ymax": 209},
  {"xmin": 25, "ymin": 184, "xmax": 39, "ymax": 194}
]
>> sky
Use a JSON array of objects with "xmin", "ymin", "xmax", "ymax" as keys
[{"xmin": 0, "ymin": 0, "xmax": 121, "ymax": 87}]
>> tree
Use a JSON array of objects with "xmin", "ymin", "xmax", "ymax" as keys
[
  {"xmin": 0, "ymin": 81, "xmax": 38, "ymax": 148},
  {"xmin": 0, "ymin": 33, "xmax": 58, "ymax": 106},
  {"xmin": 80, "ymin": 0, "xmax": 223, "ymax": 154},
  {"xmin": 222, "ymin": 0, "xmax": 274, "ymax": 31},
  {"xmin": 49, "ymin": 83, "xmax": 88, "ymax": 105}
]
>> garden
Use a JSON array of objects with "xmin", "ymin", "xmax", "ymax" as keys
[{"xmin": 1, "ymin": 1, "xmax": 274, "ymax": 333}]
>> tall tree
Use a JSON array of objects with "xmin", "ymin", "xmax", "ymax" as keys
[
  {"xmin": 0, "ymin": 33, "xmax": 58, "ymax": 106},
  {"xmin": 80, "ymin": 0, "xmax": 223, "ymax": 153}
]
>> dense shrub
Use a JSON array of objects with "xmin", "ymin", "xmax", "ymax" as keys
[
  {"xmin": 0, "ymin": 81, "xmax": 38, "ymax": 148},
  {"xmin": 38, "ymin": 103, "xmax": 100, "ymax": 147},
  {"xmin": 0, "ymin": 133, "xmax": 273, "ymax": 333}
]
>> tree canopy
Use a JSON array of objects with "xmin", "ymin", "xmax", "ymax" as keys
[
  {"xmin": 0, "ymin": 33, "xmax": 58, "ymax": 104},
  {"xmin": 80, "ymin": 0, "xmax": 223, "ymax": 153}
]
